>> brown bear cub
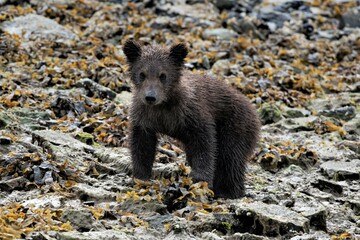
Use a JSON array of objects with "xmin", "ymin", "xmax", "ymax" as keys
[{"xmin": 123, "ymin": 40, "xmax": 260, "ymax": 199}]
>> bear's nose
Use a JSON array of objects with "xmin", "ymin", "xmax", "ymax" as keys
[{"xmin": 145, "ymin": 91, "xmax": 157, "ymax": 104}]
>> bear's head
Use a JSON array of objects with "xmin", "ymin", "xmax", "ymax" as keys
[{"xmin": 123, "ymin": 40, "xmax": 188, "ymax": 106}]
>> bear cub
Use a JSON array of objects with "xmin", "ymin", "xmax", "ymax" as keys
[{"xmin": 123, "ymin": 40, "xmax": 260, "ymax": 199}]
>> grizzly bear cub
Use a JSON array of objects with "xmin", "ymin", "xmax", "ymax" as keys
[{"xmin": 123, "ymin": 40, "xmax": 260, "ymax": 199}]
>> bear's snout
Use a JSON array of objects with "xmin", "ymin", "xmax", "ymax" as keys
[{"xmin": 145, "ymin": 90, "xmax": 157, "ymax": 104}]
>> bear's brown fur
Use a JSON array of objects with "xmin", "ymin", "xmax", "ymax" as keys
[{"xmin": 123, "ymin": 40, "xmax": 260, "ymax": 198}]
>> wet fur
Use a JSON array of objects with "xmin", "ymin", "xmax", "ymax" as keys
[{"xmin": 123, "ymin": 40, "xmax": 261, "ymax": 198}]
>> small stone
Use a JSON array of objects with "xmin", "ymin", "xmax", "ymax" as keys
[
  {"xmin": 0, "ymin": 176, "xmax": 29, "ymax": 191},
  {"xmin": 228, "ymin": 17, "xmax": 265, "ymax": 39},
  {"xmin": 22, "ymin": 195, "xmax": 63, "ymax": 209},
  {"xmin": 43, "ymin": 171, "xmax": 54, "ymax": 185},
  {"xmin": 273, "ymin": 116, "xmax": 317, "ymax": 132},
  {"xmin": 230, "ymin": 201, "xmax": 310, "ymax": 236},
  {"xmin": 77, "ymin": 78, "xmax": 117, "ymax": 100},
  {"xmin": 202, "ymin": 56, "xmax": 211, "ymax": 70},
  {"xmin": 292, "ymin": 198, "xmax": 327, "ymax": 231},
  {"xmin": 56, "ymin": 230, "xmax": 132, "ymax": 240},
  {"xmin": 71, "ymin": 183, "xmax": 117, "ymax": 201},
  {"xmin": 241, "ymin": 66, "xmax": 255, "ymax": 75},
  {"xmin": 283, "ymin": 107, "xmax": 311, "ymax": 118},
  {"xmin": 75, "ymin": 132, "xmax": 96, "ymax": 146},
  {"xmin": 212, "ymin": 0, "xmax": 236, "ymax": 9},
  {"xmin": 156, "ymin": 3, "xmax": 218, "ymax": 20},
  {"xmin": 150, "ymin": 16, "xmax": 171, "ymax": 29},
  {"xmin": 94, "ymin": 147, "xmax": 132, "ymax": 174},
  {"xmin": 290, "ymin": 231, "xmax": 332, "ymax": 240},
  {"xmin": 202, "ymin": 28, "xmax": 238, "ymax": 40},
  {"xmin": 258, "ymin": 103, "xmax": 283, "ymax": 125},
  {"xmin": 115, "ymin": 91, "xmax": 133, "ymax": 106},
  {"xmin": 32, "ymin": 130, "xmax": 94, "ymax": 168},
  {"xmin": 312, "ymin": 178, "xmax": 345, "ymax": 196},
  {"xmin": 343, "ymin": 114, "xmax": 360, "ymax": 135},
  {"xmin": 143, "ymin": 214, "xmax": 173, "ymax": 231},
  {"xmin": 118, "ymin": 200, "xmax": 168, "ymax": 217},
  {"xmin": 320, "ymin": 159, "xmax": 360, "ymax": 180},
  {"xmin": 339, "ymin": 7, "xmax": 360, "ymax": 29},
  {"xmin": 60, "ymin": 208, "xmax": 96, "ymax": 231},
  {"xmin": 211, "ymin": 59, "xmax": 231, "ymax": 75},
  {"xmin": 338, "ymin": 140, "xmax": 360, "ymax": 155},
  {"xmin": 257, "ymin": 9, "xmax": 292, "ymax": 28},
  {"xmin": 0, "ymin": 14, "xmax": 78, "ymax": 41},
  {"xmin": 307, "ymin": 53, "xmax": 320, "ymax": 66},
  {"xmin": 227, "ymin": 232, "xmax": 268, "ymax": 240},
  {"xmin": 319, "ymin": 106, "xmax": 356, "ymax": 121}
]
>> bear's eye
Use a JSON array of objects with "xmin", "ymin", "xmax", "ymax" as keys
[
  {"xmin": 159, "ymin": 73, "xmax": 167, "ymax": 83},
  {"xmin": 139, "ymin": 72, "xmax": 146, "ymax": 82}
]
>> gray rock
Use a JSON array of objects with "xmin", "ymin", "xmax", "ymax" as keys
[
  {"xmin": 225, "ymin": 233, "xmax": 267, "ymax": 240},
  {"xmin": 150, "ymin": 16, "xmax": 172, "ymax": 29},
  {"xmin": 202, "ymin": 56, "xmax": 211, "ymax": 70},
  {"xmin": 211, "ymin": 59, "xmax": 231, "ymax": 75},
  {"xmin": 301, "ymin": 134, "xmax": 357, "ymax": 162},
  {"xmin": 339, "ymin": 140, "xmax": 360, "ymax": 154},
  {"xmin": 71, "ymin": 183, "xmax": 117, "ymax": 201},
  {"xmin": 212, "ymin": 0, "xmax": 236, "ymax": 9},
  {"xmin": 0, "ymin": 108, "xmax": 51, "ymax": 131},
  {"xmin": 61, "ymin": 208, "xmax": 97, "ymax": 231},
  {"xmin": 202, "ymin": 28, "xmax": 238, "ymax": 40},
  {"xmin": 94, "ymin": 147, "xmax": 132, "ymax": 174},
  {"xmin": 257, "ymin": 8, "xmax": 292, "ymax": 28},
  {"xmin": 258, "ymin": 103, "xmax": 283, "ymax": 125},
  {"xmin": 292, "ymin": 198, "xmax": 327, "ymax": 231},
  {"xmin": 283, "ymin": 107, "xmax": 311, "ymax": 119},
  {"xmin": 144, "ymin": 214, "xmax": 173, "ymax": 231},
  {"xmin": 340, "ymin": 7, "xmax": 360, "ymax": 28},
  {"xmin": 157, "ymin": 3, "xmax": 218, "ymax": 20},
  {"xmin": 290, "ymin": 231, "xmax": 331, "ymax": 240},
  {"xmin": 0, "ymin": 111, "xmax": 12, "ymax": 129},
  {"xmin": 32, "ymin": 130, "xmax": 94, "ymax": 153},
  {"xmin": 32, "ymin": 130, "xmax": 94, "ymax": 169},
  {"xmin": 118, "ymin": 200, "xmax": 168, "ymax": 218},
  {"xmin": 115, "ymin": 91, "xmax": 133, "ymax": 106},
  {"xmin": 56, "ymin": 230, "xmax": 133, "ymax": 240},
  {"xmin": 320, "ymin": 159, "xmax": 360, "ymax": 180},
  {"xmin": 76, "ymin": 78, "xmax": 117, "ymax": 100},
  {"xmin": 272, "ymin": 116, "xmax": 317, "ymax": 132},
  {"xmin": 312, "ymin": 178, "xmax": 346, "ymax": 196},
  {"xmin": 22, "ymin": 195, "xmax": 63, "ymax": 209},
  {"xmin": 343, "ymin": 113, "xmax": 360, "ymax": 135},
  {"xmin": 82, "ymin": 5, "xmax": 124, "ymax": 40},
  {"xmin": 230, "ymin": 202, "xmax": 310, "ymax": 236},
  {"xmin": 307, "ymin": 53, "xmax": 320, "ymax": 66},
  {"xmin": 228, "ymin": 17, "xmax": 265, "ymax": 39},
  {"xmin": 26, "ymin": 231, "xmax": 58, "ymax": 240},
  {"xmin": 306, "ymin": 93, "xmax": 360, "ymax": 114},
  {"xmin": 319, "ymin": 106, "xmax": 356, "ymax": 121},
  {"xmin": 0, "ymin": 14, "xmax": 78, "ymax": 41},
  {"xmin": 0, "ymin": 176, "xmax": 29, "ymax": 191},
  {"xmin": 201, "ymin": 231, "xmax": 224, "ymax": 240}
]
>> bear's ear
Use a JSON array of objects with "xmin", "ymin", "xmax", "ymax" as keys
[
  {"xmin": 169, "ymin": 43, "xmax": 188, "ymax": 66},
  {"xmin": 123, "ymin": 40, "xmax": 142, "ymax": 64}
]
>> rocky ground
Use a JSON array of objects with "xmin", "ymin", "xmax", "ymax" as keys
[{"xmin": 0, "ymin": 0, "xmax": 359, "ymax": 239}]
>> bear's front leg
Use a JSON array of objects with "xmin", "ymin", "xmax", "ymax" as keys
[
  {"xmin": 130, "ymin": 125, "xmax": 158, "ymax": 180},
  {"xmin": 183, "ymin": 126, "xmax": 216, "ymax": 187}
]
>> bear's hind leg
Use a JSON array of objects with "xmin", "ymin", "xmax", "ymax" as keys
[{"xmin": 213, "ymin": 125, "xmax": 257, "ymax": 199}]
